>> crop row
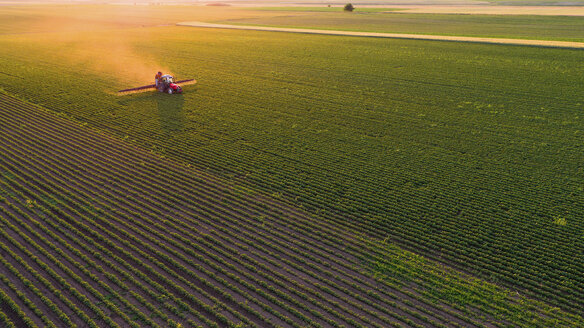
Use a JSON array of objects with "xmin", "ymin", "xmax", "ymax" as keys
[
  {"xmin": 3, "ymin": 92, "xmax": 512, "ymax": 328},
  {"xmin": 1, "ymin": 95, "xmax": 402, "ymax": 326},
  {"xmin": 2, "ymin": 89, "xmax": 581, "ymax": 327},
  {"xmin": 77, "ymin": 92, "xmax": 584, "ymax": 316},
  {"xmin": 0, "ymin": 96, "xmax": 420, "ymax": 326}
]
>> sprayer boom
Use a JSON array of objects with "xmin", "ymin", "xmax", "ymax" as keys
[{"xmin": 118, "ymin": 78, "xmax": 196, "ymax": 95}]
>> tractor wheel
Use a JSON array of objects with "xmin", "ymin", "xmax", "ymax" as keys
[{"xmin": 167, "ymin": 88, "xmax": 173, "ymax": 94}]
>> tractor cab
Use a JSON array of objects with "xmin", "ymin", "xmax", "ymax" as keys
[{"xmin": 160, "ymin": 75, "xmax": 174, "ymax": 86}]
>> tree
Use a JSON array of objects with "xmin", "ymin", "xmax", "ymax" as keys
[{"xmin": 344, "ymin": 3, "xmax": 354, "ymax": 12}]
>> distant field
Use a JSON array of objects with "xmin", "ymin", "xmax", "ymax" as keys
[
  {"xmin": 387, "ymin": 4, "xmax": 584, "ymax": 15},
  {"xmin": 251, "ymin": 6, "xmax": 401, "ymax": 12},
  {"xmin": 179, "ymin": 21, "xmax": 584, "ymax": 48},
  {"xmin": 487, "ymin": 0, "xmax": 584, "ymax": 4},
  {"xmin": 0, "ymin": 5, "xmax": 274, "ymax": 34},
  {"xmin": 1, "ymin": 4, "xmax": 584, "ymax": 327},
  {"xmin": 220, "ymin": 11, "xmax": 584, "ymax": 42},
  {"xmin": 4, "ymin": 5, "xmax": 583, "ymax": 41}
]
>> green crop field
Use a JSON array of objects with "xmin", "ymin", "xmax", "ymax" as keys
[
  {"xmin": 0, "ymin": 4, "xmax": 583, "ymax": 328},
  {"xmin": 222, "ymin": 11, "xmax": 584, "ymax": 42},
  {"xmin": 250, "ymin": 7, "xmax": 400, "ymax": 13}
]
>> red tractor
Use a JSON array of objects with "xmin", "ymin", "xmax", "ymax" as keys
[
  {"xmin": 118, "ymin": 74, "xmax": 196, "ymax": 95},
  {"xmin": 157, "ymin": 74, "xmax": 182, "ymax": 94}
]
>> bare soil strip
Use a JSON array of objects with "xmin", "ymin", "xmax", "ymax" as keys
[{"xmin": 178, "ymin": 21, "xmax": 584, "ymax": 49}]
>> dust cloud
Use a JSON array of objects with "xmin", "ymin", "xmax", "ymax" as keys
[
  {"xmin": 24, "ymin": 8, "xmax": 170, "ymax": 85},
  {"xmin": 63, "ymin": 35, "xmax": 170, "ymax": 84}
]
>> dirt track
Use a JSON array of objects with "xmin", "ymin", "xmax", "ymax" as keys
[{"xmin": 178, "ymin": 21, "xmax": 584, "ymax": 49}]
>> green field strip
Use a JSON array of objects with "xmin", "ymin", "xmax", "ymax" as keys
[
  {"xmin": 0, "ymin": 194, "xmax": 183, "ymax": 327},
  {"xmin": 0, "ymin": 93, "xmax": 488, "ymax": 326},
  {"xmin": 216, "ymin": 12, "xmax": 584, "ymax": 42},
  {"xmin": 0, "ymin": 166, "xmax": 223, "ymax": 328},
  {"xmin": 1, "ymin": 93, "xmax": 434, "ymax": 324},
  {"xmin": 1, "ymin": 105, "xmax": 306, "ymax": 328},
  {"xmin": 1, "ymin": 11, "xmax": 584, "ymax": 321},
  {"xmin": 0, "ymin": 118, "xmax": 442, "ymax": 328},
  {"xmin": 248, "ymin": 7, "xmax": 398, "ymax": 13},
  {"xmin": 2, "ymin": 93, "xmax": 580, "ymax": 326},
  {"xmin": 0, "ymin": 190, "xmax": 166, "ymax": 328},
  {"xmin": 179, "ymin": 22, "xmax": 584, "ymax": 49},
  {"xmin": 0, "ymin": 273, "xmax": 45, "ymax": 328},
  {"xmin": 0, "ymin": 102, "xmax": 282, "ymax": 326},
  {"xmin": 0, "ymin": 100, "xmax": 416, "ymax": 328}
]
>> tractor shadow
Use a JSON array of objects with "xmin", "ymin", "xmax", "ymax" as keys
[
  {"xmin": 116, "ymin": 90, "xmax": 188, "ymax": 135},
  {"xmin": 156, "ymin": 93, "xmax": 185, "ymax": 135}
]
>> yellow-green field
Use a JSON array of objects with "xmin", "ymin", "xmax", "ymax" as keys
[
  {"xmin": 0, "ymin": 4, "xmax": 583, "ymax": 328},
  {"xmin": 230, "ymin": 9, "xmax": 584, "ymax": 41}
]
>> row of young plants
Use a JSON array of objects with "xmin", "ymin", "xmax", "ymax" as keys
[
  {"xmin": 1, "ymin": 101, "xmax": 338, "ymax": 326},
  {"xmin": 0, "ymin": 101, "xmax": 408, "ymax": 326},
  {"xmin": 2, "ymin": 190, "xmax": 213, "ymax": 328},
  {"xmin": 0, "ymin": 150, "xmax": 295, "ymax": 328},
  {"xmin": 0, "ymin": 92, "xmax": 564, "ymax": 328},
  {"xmin": 36, "ymin": 95, "xmax": 482, "ymax": 328},
  {"xmin": 0, "ymin": 165, "xmax": 239, "ymax": 328},
  {"xmin": 0, "ymin": 93, "xmax": 480, "ymax": 326},
  {"xmin": 0, "ymin": 108, "xmax": 230, "ymax": 326},
  {"xmin": 0, "ymin": 309, "xmax": 15, "ymax": 328},
  {"xmin": 100, "ymin": 105, "xmax": 578, "ymax": 318},
  {"xmin": 1, "ymin": 93, "xmax": 576, "ymax": 328},
  {"xmin": 122, "ymin": 111, "xmax": 578, "ymax": 316},
  {"xmin": 4, "ymin": 25, "xmax": 584, "ymax": 315},
  {"xmin": 0, "ymin": 272, "xmax": 38, "ymax": 328}
]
